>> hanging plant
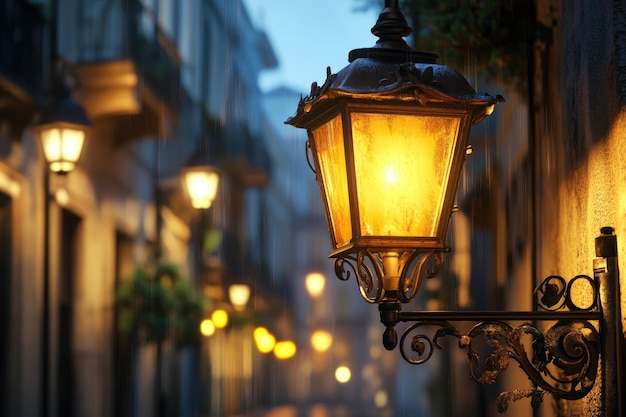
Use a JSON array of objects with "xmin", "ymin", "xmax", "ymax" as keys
[{"xmin": 116, "ymin": 259, "xmax": 206, "ymax": 347}]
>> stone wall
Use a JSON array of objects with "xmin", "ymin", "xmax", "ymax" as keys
[{"xmin": 534, "ymin": 0, "xmax": 626, "ymax": 415}]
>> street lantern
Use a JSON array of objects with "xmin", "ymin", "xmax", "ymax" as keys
[
  {"xmin": 284, "ymin": 1, "xmax": 624, "ymax": 413},
  {"xmin": 305, "ymin": 272, "xmax": 325, "ymax": 298},
  {"xmin": 254, "ymin": 327, "xmax": 276, "ymax": 354},
  {"xmin": 35, "ymin": 94, "xmax": 90, "ymax": 174},
  {"xmin": 286, "ymin": 0, "xmax": 623, "ymax": 415},
  {"xmin": 229, "ymin": 284, "xmax": 251, "ymax": 311},
  {"xmin": 180, "ymin": 165, "xmax": 220, "ymax": 209},
  {"xmin": 286, "ymin": 0, "xmax": 501, "ymax": 304}
]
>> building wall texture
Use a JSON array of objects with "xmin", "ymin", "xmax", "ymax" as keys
[{"xmin": 533, "ymin": 0, "xmax": 626, "ymax": 415}]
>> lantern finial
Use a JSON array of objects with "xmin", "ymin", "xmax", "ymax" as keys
[{"xmin": 371, "ymin": 0, "xmax": 412, "ymax": 49}]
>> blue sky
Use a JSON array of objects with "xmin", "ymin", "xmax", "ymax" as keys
[{"xmin": 243, "ymin": 0, "xmax": 380, "ymax": 94}]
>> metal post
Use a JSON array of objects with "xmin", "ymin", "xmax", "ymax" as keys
[
  {"xmin": 41, "ymin": 0, "xmax": 57, "ymax": 410},
  {"xmin": 41, "ymin": 168, "xmax": 50, "ymax": 417},
  {"xmin": 595, "ymin": 226, "xmax": 623, "ymax": 417}
]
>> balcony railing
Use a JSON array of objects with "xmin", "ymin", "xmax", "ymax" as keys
[
  {"xmin": 75, "ymin": 0, "xmax": 182, "ymax": 109},
  {"xmin": 126, "ymin": 0, "xmax": 182, "ymax": 109}
]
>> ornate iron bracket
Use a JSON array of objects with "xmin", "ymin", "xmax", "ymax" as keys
[
  {"xmin": 332, "ymin": 229, "xmax": 619, "ymax": 413},
  {"xmin": 378, "ymin": 275, "xmax": 602, "ymax": 413},
  {"xmin": 387, "ymin": 304, "xmax": 600, "ymax": 412}
]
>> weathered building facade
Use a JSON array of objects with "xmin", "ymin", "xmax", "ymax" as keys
[{"xmin": 0, "ymin": 1, "xmax": 297, "ymax": 417}]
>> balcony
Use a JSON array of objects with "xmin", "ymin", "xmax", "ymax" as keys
[
  {"xmin": 206, "ymin": 122, "xmax": 270, "ymax": 188},
  {"xmin": 0, "ymin": 0, "xmax": 45, "ymax": 138},
  {"xmin": 72, "ymin": 0, "xmax": 184, "ymax": 144}
]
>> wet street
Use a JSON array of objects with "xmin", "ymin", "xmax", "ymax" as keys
[{"xmin": 233, "ymin": 404, "xmax": 392, "ymax": 417}]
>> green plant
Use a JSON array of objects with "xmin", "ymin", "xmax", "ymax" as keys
[
  {"xmin": 116, "ymin": 259, "xmax": 206, "ymax": 347},
  {"xmin": 355, "ymin": 0, "xmax": 556, "ymax": 92}
]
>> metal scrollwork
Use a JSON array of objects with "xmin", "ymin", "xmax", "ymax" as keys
[
  {"xmin": 397, "ymin": 318, "xmax": 599, "ymax": 413},
  {"xmin": 299, "ymin": 66, "xmax": 337, "ymax": 107},
  {"xmin": 379, "ymin": 64, "xmax": 444, "ymax": 91},
  {"xmin": 399, "ymin": 320, "xmax": 453, "ymax": 365},
  {"xmin": 305, "ymin": 141, "xmax": 316, "ymax": 174},
  {"xmin": 399, "ymin": 250, "xmax": 436, "ymax": 302},
  {"xmin": 335, "ymin": 250, "xmax": 445, "ymax": 304},
  {"xmin": 334, "ymin": 251, "xmax": 382, "ymax": 303},
  {"xmin": 425, "ymin": 251, "xmax": 445, "ymax": 279},
  {"xmin": 535, "ymin": 274, "xmax": 598, "ymax": 311}
]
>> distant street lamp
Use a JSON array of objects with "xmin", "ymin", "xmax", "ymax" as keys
[
  {"xmin": 253, "ymin": 327, "xmax": 276, "ymax": 354},
  {"xmin": 310, "ymin": 330, "xmax": 333, "ymax": 352},
  {"xmin": 229, "ymin": 284, "xmax": 251, "ymax": 311},
  {"xmin": 34, "ymin": 98, "xmax": 90, "ymax": 174},
  {"xmin": 180, "ymin": 165, "xmax": 220, "ymax": 209},
  {"xmin": 37, "ymin": 95, "xmax": 89, "ymax": 417},
  {"xmin": 211, "ymin": 309, "xmax": 229, "ymax": 329},
  {"xmin": 273, "ymin": 340, "xmax": 297, "ymax": 360},
  {"xmin": 334, "ymin": 366, "xmax": 351, "ymax": 384},
  {"xmin": 305, "ymin": 272, "xmax": 325, "ymax": 298},
  {"xmin": 200, "ymin": 319, "xmax": 216, "ymax": 337},
  {"xmin": 36, "ymin": 2, "xmax": 91, "ymax": 416}
]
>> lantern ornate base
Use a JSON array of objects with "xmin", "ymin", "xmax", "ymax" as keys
[{"xmin": 334, "ymin": 249, "xmax": 446, "ymax": 304}]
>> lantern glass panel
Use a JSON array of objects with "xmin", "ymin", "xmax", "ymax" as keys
[
  {"xmin": 229, "ymin": 284, "xmax": 251, "ymax": 311},
  {"xmin": 311, "ymin": 115, "xmax": 352, "ymax": 250},
  {"xmin": 40, "ymin": 126, "xmax": 86, "ymax": 173},
  {"xmin": 350, "ymin": 112, "xmax": 461, "ymax": 238},
  {"xmin": 183, "ymin": 169, "xmax": 219, "ymax": 209}
]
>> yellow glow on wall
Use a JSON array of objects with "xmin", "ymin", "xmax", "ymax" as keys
[
  {"xmin": 0, "ymin": 171, "xmax": 20, "ymax": 197},
  {"xmin": 335, "ymin": 365, "xmax": 351, "ymax": 383},
  {"xmin": 54, "ymin": 188, "xmax": 70, "ymax": 205},
  {"xmin": 569, "ymin": 276, "xmax": 596, "ymax": 310},
  {"xmin": 374, "ymin": 390, "xmax": 388, "ymax": 408},
  {"xmin": 211, "ymin": 309, "xmax": 229, "ymax": 329},
  {"xmin": 200, "ymin": 319, "xmax": 215, "ymax": 337},
  {"xmin": 273, "ymin": 341, "xmax": 297, "ymax": 360}
]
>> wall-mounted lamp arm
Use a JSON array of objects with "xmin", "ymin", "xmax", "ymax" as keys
[
  {"xmin": 376, "ymin": 274, "xmax": 605, "ymax": 412},
  {"xmin": 335, "ymin": 228, "xmax": 619, "ymax": 413}
]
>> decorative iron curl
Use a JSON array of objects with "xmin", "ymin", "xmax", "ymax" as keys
[
  {"xmin": 335, "ymin": 250, "xmax": 445, "ymax": 304},
  {"xmin": 305, "ymin": 140, "xmax": 316, "ymax": 174},
  {"xmin": 399, "ymin": 320, "xmax": 458, "ymax": 365},
  {"xmin": 334, "ymin": 251, "xmax": 382, "ymax": 303},
  {"xmin": 535, "ymin": 274, "xmax": 598, "ymax": 311},
  {"xmin": 426, "ymin": 251, "xmax": 445, "ymax": 279},
  {"xmin": 398, "ymin": 250, "xmax": 436, "ymax": 302},
  {"xmin": 397, "ymin": 319, "xmax": 599, "ymax": 412}
]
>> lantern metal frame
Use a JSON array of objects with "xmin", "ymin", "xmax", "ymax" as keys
[
  {"xmin": 287, "ymin": 0, "xmax": 502, "ymax": 307},
  {"xmin": 287, "ymin": 1, "xmax": 623, "ymax": 414}
]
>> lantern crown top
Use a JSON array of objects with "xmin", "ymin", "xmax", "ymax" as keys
[
  {"xmin": 285, "ymin": 2, "xmax": 503, "ymax": 129},
  {"xmin": 36, "ymin": 89, "xmax": 91, "ymax": 129},
  {"xmin": 350, "ymin": 0, "xmax": 436, "ymax": 65}
]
